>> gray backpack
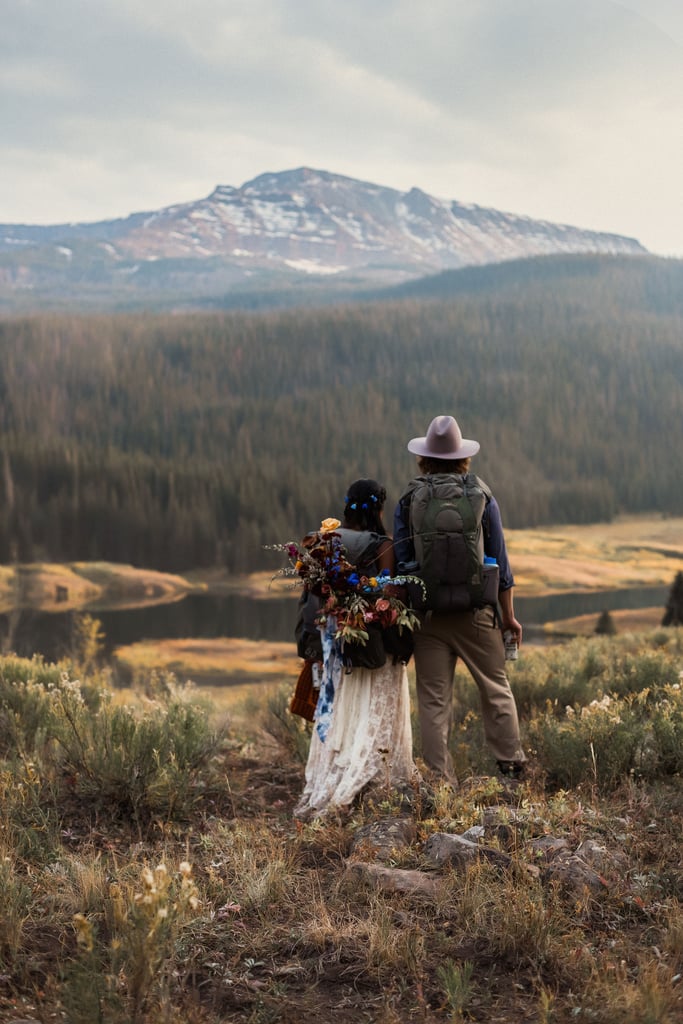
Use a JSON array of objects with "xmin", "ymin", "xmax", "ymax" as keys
[{"xmin": 406, "ymin": 472, "xmax": 499, "ymax": 612}]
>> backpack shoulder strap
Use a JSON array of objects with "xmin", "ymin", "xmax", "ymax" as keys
[{"xmin": 470, "ymin": 473, "xmax": 492, "ymax": 501}]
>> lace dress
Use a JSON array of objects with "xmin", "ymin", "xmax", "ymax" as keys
[{"xmin": 293, "ymin": 645, "xmax": 418, "ymax": 821}]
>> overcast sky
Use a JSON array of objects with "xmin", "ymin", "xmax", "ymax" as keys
[{"xmin": 2, "ymin": 0, "xmax": 681, "ymax": 254}]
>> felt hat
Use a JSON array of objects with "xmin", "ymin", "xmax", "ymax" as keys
[{"xmin": 407, "ymin": 415, "xmax": 480, "ymax": 459}]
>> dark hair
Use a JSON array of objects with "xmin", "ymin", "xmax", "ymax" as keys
[
  {"xmin": 417, "ymin": 456, "xmax": 471, "ymax": 475},
  {"xmin": 343, "ymin": 478, "xmax": 387, "ymax": 533}
]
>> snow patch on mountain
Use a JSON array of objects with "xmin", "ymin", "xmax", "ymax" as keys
[{"xmin": 0, "ymin": 167, "xmax": 647, "ymax": 286}]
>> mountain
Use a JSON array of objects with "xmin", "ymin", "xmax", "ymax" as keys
[{"xmin": 0, "ymin": 167, "xmax": 647, "ymax": 311}]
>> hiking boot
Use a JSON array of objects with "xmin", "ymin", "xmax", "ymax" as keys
[{"xmin": 496, "ymin": 760, "xmax": 525, "ymax": 779}]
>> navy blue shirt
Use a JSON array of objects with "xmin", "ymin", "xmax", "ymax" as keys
[{"xmin": 393, "ymin": 483, "xmax": 515, "ymax": 591}]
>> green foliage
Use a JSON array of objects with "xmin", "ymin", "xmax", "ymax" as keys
[
  {"xmin": 662, "ymin": 570, "xmax": 683, "ymax": 626},
  {"xmin": 70, "ymin": 613, "xmax": 106, "ymax": 673},
  {"xmin": 443, "ymin": 633, "xmax": 683, "ymax": 789},
  {"xmin": 0, "ymin": 254, "xmax": 682, "ymax": 572},
  {"xmin": 527, "ymin": 693, "xmax": 648, "ymax": 788},
  {"xmin": 0, "ymin": 658, "xmax": 221, "ymax": 825},
  {"xmin": 503, "ymin": 636, "xmax": 683, "ymax": 719},
  {"xmin": 51, "ymin": 682, "xmax": 220, "ymax": 823},
  {"xmin": 527, "ymin": 680, "xmax": 683, "ymax": 789},
  {"xmin": 438, "ymin": 959, "xmax": 474, "ymax": 1021}
]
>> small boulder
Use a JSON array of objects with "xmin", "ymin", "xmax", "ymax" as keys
[
  {"xmin": 423, "ymin": 831, "xmax": 511, "ymax": 870},
  {"xmin": 344, "ymin": 861, "xmax": 439, "ymax": 896},
  {"xmin": 349, "ymin": 816, "xmax": 416, "ymax": 862},
  {"xmin": 542, "ymin": 854, "xmax": 609, "ymax": 893}
]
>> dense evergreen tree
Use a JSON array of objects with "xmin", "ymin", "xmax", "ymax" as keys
[
  {"xmin": 0, "ymin": 255, "xmax": 681, "ymax": 572},
  {"xmin": 595, "ymin": 610, "xmax": 617, "ymax": 636},
  {"xmin": 662, "ymin": 572, "xmax": 683, "ymax": 627}
]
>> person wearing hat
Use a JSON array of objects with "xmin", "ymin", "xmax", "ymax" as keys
[{"xmin": 394, "ymin": 414, "xmax": 526, "ymax": 782}]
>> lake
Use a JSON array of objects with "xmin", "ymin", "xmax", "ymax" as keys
[{"xmin": 0, "ymin": 585, "xmax": 669, "ymax": 663}]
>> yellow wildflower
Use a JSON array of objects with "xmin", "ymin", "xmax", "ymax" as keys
[{"xmin": 73, "ymin": 913, "xmax": 94, "ymax": 952}]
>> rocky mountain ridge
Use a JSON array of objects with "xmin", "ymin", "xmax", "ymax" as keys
[{"xmin": 0, "ymin": 167, "xmax": 647, "ymax": 309}]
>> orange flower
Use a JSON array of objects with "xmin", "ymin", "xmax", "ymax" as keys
[{"xmin": 320, "ymin": 517, "xmax": 341, "ymax": 534}]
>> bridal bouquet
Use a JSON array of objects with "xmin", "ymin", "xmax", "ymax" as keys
[{"xmin": 271, "ymin": 518, "xmax": 423, "ymax": 645}]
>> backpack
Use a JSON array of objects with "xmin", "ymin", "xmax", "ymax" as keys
[{"xmin": 405, "ymin": 472, "xmax": 499, "ymax": 612}]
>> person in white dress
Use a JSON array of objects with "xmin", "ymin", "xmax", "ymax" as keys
[{"xmin": 294, "ymin": 479, "xmax": 419, "ymax": 821}]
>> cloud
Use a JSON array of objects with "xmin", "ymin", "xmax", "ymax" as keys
[{"xmin": 1, "ymin": 0, "xmax": 681, "ymax": 252}]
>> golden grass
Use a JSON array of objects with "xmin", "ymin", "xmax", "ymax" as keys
[
  {"xmin": 0, "ymin": 561, "xmax": 198, "ymax": 614},
  {"xmin": 544, "ymin": 605, "xmax": 664, "ymax": 637},
  {"xmin": 3, "ymin": 640, "xmax": 683, "ymax": 1023},
  {"xmin": 114, "ymin": 636, "xmax": 300, "ymax": 686},
  {"xmin": 505, "ymin": 514, "xmax": 683, "ymax": 596}
]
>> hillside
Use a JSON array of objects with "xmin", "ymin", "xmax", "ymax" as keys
[
  {"xmin": 1, "ymin": 632, "xmax": 683, "ymax": 1022},
  {"xmin": 379, "ymin": 251, "xmax": 683, "ymax": 315},
  {"xmin": 0, "ymin": 168, "xmax": 645, "ymax": 313},
  {"xmin": 0, "ymin": 254, "xmax": 681, "ymax": 573}
]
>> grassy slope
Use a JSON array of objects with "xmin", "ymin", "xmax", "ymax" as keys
[{"xmin": 2, "ymin": 632, "xmax": 683, "ymax": 1023}]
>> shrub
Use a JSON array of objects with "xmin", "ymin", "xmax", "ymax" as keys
[
  {"xmin": 527, "ymin": 685, "xmax": 683, "ymax": 789},
  {"xmin": 0, "ymin": 659, "xmax": 221, "ymax": 824},
  {"xmin": 505, "ymin": 636, "xmax": 682, "ymax": 718},
  {"xmin": 51, "ymin": 681, "xmax": 220, "ymax": 822}
]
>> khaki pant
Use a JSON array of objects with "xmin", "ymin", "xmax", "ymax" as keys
[{"xmin": 413, "ymin": 604, "xmax": 526, "ymax": 779}]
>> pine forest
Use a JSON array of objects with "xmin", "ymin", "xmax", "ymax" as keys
[{"xmin": 1, "ymin": 253, "xmax": 682, "ymax": 573}]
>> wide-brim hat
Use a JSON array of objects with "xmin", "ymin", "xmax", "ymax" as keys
[{"xmin": 407, "ymin": 415, "xmax": 480, "ymax": 459}]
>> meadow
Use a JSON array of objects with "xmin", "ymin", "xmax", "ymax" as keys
[
  {"xmin": 1, "ymin": 625, "xmax": 683, "ymax": 1023},
  {"xmin": 1, "ymin": 510, "xmax": 683, "ymax": 1022}
]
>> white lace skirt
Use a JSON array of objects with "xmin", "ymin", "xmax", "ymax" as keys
[{"xmin": 294, "ymin": 659, "xmax": 417, "ymax": 820}]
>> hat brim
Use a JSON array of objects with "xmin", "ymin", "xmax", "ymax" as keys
[{"xmin": 407, "ymin": 436, "xmax": 480, "ymax": 459}]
